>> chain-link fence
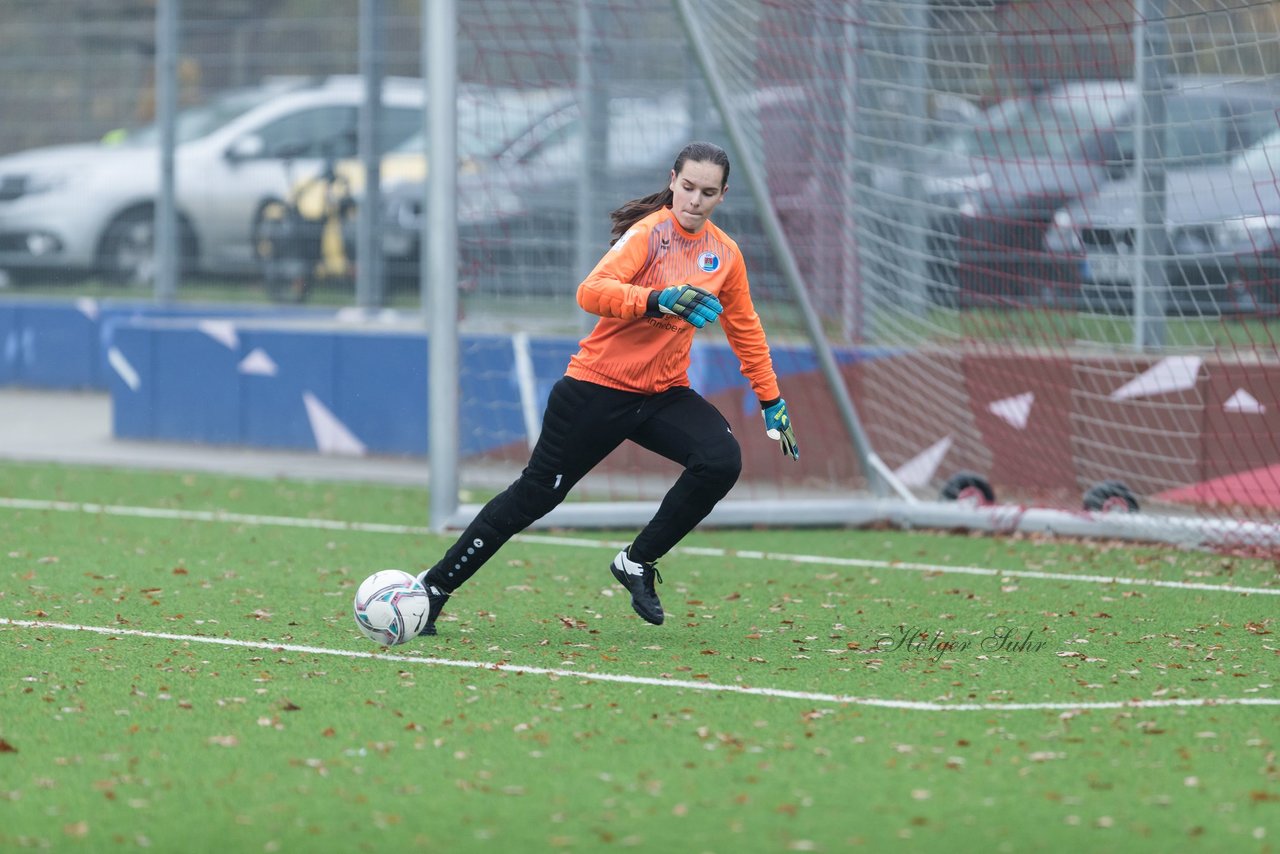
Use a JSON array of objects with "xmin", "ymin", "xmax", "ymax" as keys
[{"xmin": 5, "ymin": 1, "xmax": 1280, "ymax": 545}]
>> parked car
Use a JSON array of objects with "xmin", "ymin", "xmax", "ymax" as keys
[
  {"xmin": 258, "ymin": 86, "xmax": 566, "ymax": 298},
  {"xmin": 0, "ymin": 75, "xmax": 424, "ymax": 284},
  {"xmin": 372, "ymin": 93, "xmax": 689, "ymax": 293},
  {"xmin": 922, "ymin": 76, "xmax": 1280, "ymax": 307},
  {"xmin": 374, "ymin": 87, "xmax": 828, "ymax": 299},
  {"xmin": 1042, "ymin": 127, "xmax": 1280, "ymax": 315}
]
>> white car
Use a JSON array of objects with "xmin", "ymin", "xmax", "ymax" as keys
[{"xmin": 0, "ymin": 76, "xmax": 424, "ymax": 284}]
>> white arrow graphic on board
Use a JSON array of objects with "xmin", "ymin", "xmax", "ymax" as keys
[
  {"xmin": 107, "ymin": 346, "xmax": 140, "ymax": 391},
  {"xmin": 303, "ymin": 392, "xmax": 366, "ymax": 456},
  {"xmin": 1223, "ymin": 388, "xmax": 1265, "ymax": 414},
  {"xmin": 198, "ymin": 319, "xmax": 240, "ymax": 350},
  {"xmin": 988, "ymin": 391, "xmax": 1034, "ymax": 430},
  {"xmin": 894, "ymin": 435, "xmax": 953, "ymax": 488},
  {"xmin": 1110, "ymin": 356, "xmax": 1202, "ymax": 400},
  {"xmin": 238, "ymin": 348, "xmax": 278, "ymax": 376}
]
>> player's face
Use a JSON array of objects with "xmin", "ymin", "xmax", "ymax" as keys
[{"xmin": 669, "ymin": 160, "xmax": 727, "ymax": 233}]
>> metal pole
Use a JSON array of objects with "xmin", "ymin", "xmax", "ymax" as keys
[
  {"xmin": 899, "ymin": 1, "xmax": 931, "ymax": 317},
  {"xmin": 1132, "ymin": 0, "xmax": 1169, "ymax": 348},
  {"xmin": 672, "ymin": 0, "xmax": 894, "ymax": 496},
  {"xmin": 840, "ymin": 3, "xmax": 864, "ymax": 343},
  {"xmin": 425, "ymin": 0, "xmax": 460, "ymax": 531},
  {"xmin": 153, "ymin": 0, "xmax": 179, "ymax": 303},
  {"xmin": 357, "ymin": 0, "xmax": 385, "ymax": 308},
  {"xmin": 575, "ymin": 0, "xmax": 610, "ymax": 333}
]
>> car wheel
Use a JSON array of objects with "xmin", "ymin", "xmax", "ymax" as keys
[
  {"xmin": 98, "ymin": 209, "xmax": 157, "ymax": 285},
  {"xmin": 98, "ymin": 208, "xmax": 197, "ymax": 287}
]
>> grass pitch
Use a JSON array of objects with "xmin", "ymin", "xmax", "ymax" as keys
[{"xmin": 0, "ymin": 461, "xmax": 1277, "ymax": 852}]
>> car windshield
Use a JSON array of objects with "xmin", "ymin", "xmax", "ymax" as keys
[
  {"xmin": 393, "ymin": 111, "xmax": 530, "ymax": 162},
  {"xmin": 935, "ymin": 86, "xmax": 1132, "ymax": 160},
  {"xmin": 112, "ymin": 86, "xmax": 291, "ymax": 147},
  {"xmin": 387, "ymin": 89, "xmax": 571, "ymax": 162},
  {"xmin": 1231, "ymin": 128, "xmax": 1280, "ymax": 174},
  {"xmin": 500, "ymin": 97, "xmax": 691, "ymax": 172}
]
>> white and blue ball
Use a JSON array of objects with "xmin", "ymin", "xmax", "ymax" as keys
[{"xmin": 353, "ymin": 569, "xmax": 430, "ymax": 646}]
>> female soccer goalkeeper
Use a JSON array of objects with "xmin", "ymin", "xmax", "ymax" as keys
[{"xmin": 416, "ymin": 140, "xmax": 798, "ymax": 635}]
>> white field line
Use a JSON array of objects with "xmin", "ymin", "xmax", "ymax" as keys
[
  {"xmin": 2, "ymin": 496, "xmax": 1277, "ymax": 597},
  {"xmin": 3, "ymin": 618, "xmax": 1277, "ymax": 713}
]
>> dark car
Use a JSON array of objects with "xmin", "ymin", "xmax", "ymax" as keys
[
  {"xmin": 1042, "ymin": 128, "xmax": 1280, "ymax": 315},
  {"xmin": 376, "ymin": 87, "xmax": 832, "ymax": 301},
  {"xmin": 375, "ymin": 93, "xmax": 693, "ymax": 294},
  {"xmin": 923, "ymin": 77, "xmax": 1280, "ymax": 308}
]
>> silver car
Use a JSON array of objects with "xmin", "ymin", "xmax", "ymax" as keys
[{"xmin": 0, "ymin": 76, "xmax": 424, "ymax": 284}]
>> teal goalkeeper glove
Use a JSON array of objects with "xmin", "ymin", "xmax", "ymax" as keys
[
  {"xmin": 761, "ymin": 398, "xmax": 799, "ymax": 460},
  {"xmin": 657, "ymin": 284, "xmax": 723, "ymax": 329}
]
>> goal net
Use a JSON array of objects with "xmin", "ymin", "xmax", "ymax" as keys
[{"xmin": 444, "ymin": 0, "xmax": 1280, "ymax": 551}]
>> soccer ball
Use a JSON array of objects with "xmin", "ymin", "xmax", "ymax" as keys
[{"xmin": 353, "ymin": 569, "xmax": 431, "ymax": 646}]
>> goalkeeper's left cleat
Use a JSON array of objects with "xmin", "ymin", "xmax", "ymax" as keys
[{"xmin": 761, "ymin": 397, "xmax": 799, "ymax": 460}]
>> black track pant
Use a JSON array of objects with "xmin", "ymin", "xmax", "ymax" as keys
[{"xmin": 424, "ymin": 376, "xmax": 742, "ymax": 592}]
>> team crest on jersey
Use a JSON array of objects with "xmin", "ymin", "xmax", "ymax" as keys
[{"xmin": 697, "ymin": 251, "xmax": 720, "ymax": 272}]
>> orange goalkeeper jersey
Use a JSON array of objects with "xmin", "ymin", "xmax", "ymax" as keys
[{"xmin": 566, "ymin": 206, "xmax": 781, "ymax": 402}]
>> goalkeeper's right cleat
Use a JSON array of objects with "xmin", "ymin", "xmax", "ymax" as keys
[
  {"xmin": 610, "ymin": 548, "xmax": 664, "ymax": 625},
  {"xmin": 415, "ymin": 572, "xmax": 452, "ymax": 636}
]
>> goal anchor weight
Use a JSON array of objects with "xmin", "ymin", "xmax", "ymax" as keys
[
  {"xmin": 1083, "ymin": 480, "xmax": 1140, "ymax": 514},
  {"xmin": 939, "ymin": 471, "xmax": 996, "ymax": 506}
]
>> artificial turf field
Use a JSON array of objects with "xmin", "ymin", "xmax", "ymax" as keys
[{"xmin": 0, "ymin": 461, "xmax": 1276, "ymax": 852}]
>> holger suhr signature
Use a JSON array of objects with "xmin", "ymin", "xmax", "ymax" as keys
[{"xmin": 877, "ymin": 625, "xmax": 1047, "ymax": 661}]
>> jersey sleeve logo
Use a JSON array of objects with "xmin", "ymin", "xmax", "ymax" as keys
[
  {"xmin": 697, "ymin": 251, "xmax": 721, "ymax": 272},
  {"xmin": 611, "ymin": 227, "xmax": 639, "ymax": 252}
]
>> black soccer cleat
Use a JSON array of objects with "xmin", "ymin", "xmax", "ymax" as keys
[
  {"xmin": 416, "ymin": 572, "xmax": 451, "ymax": 636},
  {"xmin": 610, "ymin": 547, "xmax": 664, "ymax": 625}
]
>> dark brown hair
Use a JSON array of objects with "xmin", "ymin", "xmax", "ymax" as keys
[{"xmin": 608, "ymin": 141, "xmax": 730, "ymax": 244}]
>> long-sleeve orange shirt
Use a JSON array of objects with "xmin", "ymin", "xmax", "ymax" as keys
[{"xmin": 566, "ymin": 206, "xmax": 781, "ymax": 402}]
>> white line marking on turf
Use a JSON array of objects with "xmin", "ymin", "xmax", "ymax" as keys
[
  {"xmin": 526, "ymin": 535, "xmax": 1280, "ymax": 596},
  {"xmin": 0, "ymin": 497, "xmax": 421, "ymax": 534},
  {"xmin": 3, "ymin": 618, "xmax": 1277, "ymax": 713},
  {"xmin": 3, "ymin": 496, "xmax": 1276, "ymax": 597}
]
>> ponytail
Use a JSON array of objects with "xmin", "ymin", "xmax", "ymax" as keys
[
  {"xmin": 607, "ymin": 141, "xmax": 730, "ymax": 244},
  {"xmin": 609, "ymin": 189, "xmax": 672, "ymax": 244}
]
